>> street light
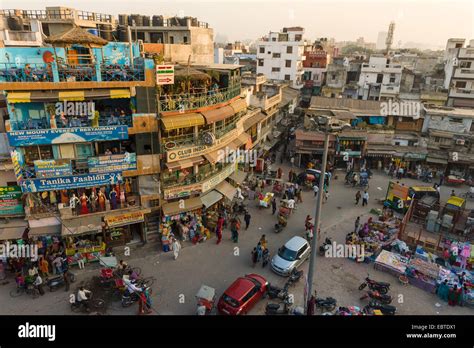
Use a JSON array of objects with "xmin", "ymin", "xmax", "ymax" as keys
[{"xmin": 305, "ymin": 115, "xmax": 350, "ymax": 315}]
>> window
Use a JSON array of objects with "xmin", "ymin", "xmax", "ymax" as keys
[
  {"xmin": 259, "ymin": 46, "xmax": 265, "ymax": 54},
  {"xmin": 460, "ymin": 61, "xmax": 471, "ymax": 68},
  {"xmin": 376, "ymin": 74, "xmax": 383, "ymax": 83},
  {"xmin": 455, "ymin": 81, "xmax": 467, "ymax": 88},
  {"xmin": 258, "ymin": 59, "xmax": 264, "ymax": 67},
  {"xmin": 75, "ymin": 143, "xmax": 94, "ymax": 159},
  {"xmin": 287, "ymin": 46, "xmax": 293, "ymax": 54},
  {"xmin": 272, "ymin": 37, "xmax": 276, "ymax": 42},
  {"xmin": 389, "ymin": 74, "xmax": 396, "ymax": 83},
  {"xmin": 241, "ymin": 286, "xmax": 258, "ymax": 303},
  {"xmin": 23, "ymin": 146, "xmax": 53, "ymax": 165},
  {"xmin": 297, "ymin": 244, "xmax": 309, "ymax": 258},
  {"xmin": 183, "ymin": 36, "xmax": 188, "ymax": 44},
  {"xmin": 169, "ymin": 36, "xmax": 174, "ymax": 44},
  {"xmin": 273, "ymin": 53, "xmax": 281, "ymax": 58},
  {"xmin": 285, "ymin": 60, "xmax": 291, "ymax": 68},
  {"xmin": 284, "ymin": 74, "xmax": 291, "ymax": 80},
  {"xmin": 331, "ymin": 74, "xmax": 336, "ymax": 80},
  {"xmin": 295, "ymin": 34, "xmax": 302, "ymax": 41},
  {"xmin": 449, "ymin": 118, "xmax": 463, "ymax": 123},
  {"xmin": 272, "ymin": 67, "xmax": 280, "ymax": 72}
]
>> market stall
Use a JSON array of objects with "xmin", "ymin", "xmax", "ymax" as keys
[
  {"xmin": 374, "ymin": 250, "xmax": 409, "ymax": 277},
  {"xmin": 405, "ymin": 257, "xmax": 441, "ymax": 293}
]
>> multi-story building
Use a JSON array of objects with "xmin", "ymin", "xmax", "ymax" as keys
[
  {"xmin": 321, "ymin": 57, "xmax": 348, "ymax": 98},
  {"xmin": 0, "ymin": 28, "xmax": 159, "ymax": 250},
  {"xmin": 301, "ymin": 44, "xmax": 327, "ymax": 99},
  {"xmin": 256, "ymin": 27, "xmax": 306, "ymax": 89},
  {"xmin": 357, "ymin": 56, "xmax": 403, "ymax": 100},
  {"xmin": 443, "ymin": 38, "xmax": 474, "ymax": 107}
]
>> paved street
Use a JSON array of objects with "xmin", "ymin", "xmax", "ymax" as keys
[{"xmin": 1, "ymin": 159, "xmax": 473, "ymax": 316}]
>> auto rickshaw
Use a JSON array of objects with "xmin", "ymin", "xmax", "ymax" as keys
[
  {"xmin": 196, "ymin": 285, "xmax": 216, "ymax": 315},
  {"xmin": 443, "ymin": 196, "xmax": 466, "ymax": 224}
]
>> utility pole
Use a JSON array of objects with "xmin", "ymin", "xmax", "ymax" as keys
[{"xmin": 305, "ymin": 123, "xmax": 330, "ymax": 314}]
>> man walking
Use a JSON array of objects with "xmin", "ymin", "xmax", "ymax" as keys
[
  {"xmin": 362, "ymin": 191, "xmax": 369, "ymax": 206},
  {"xmin": 313, "ymin": 184, "xmax": 319, "ymax": 197},
  {"xmin": 244, "ymin": 211, "xmax": 251, "ymax": 230},
  {"xmin": 216, "ymin": 215, "xmax": 224, "ymax": 244},
  {"xmin": 355, "ymin": 190, "xmax": 361, "ymax": 205},
  {"xmin": 354, "ymin": 216, "xmax": 360, "ymax": 233},
  {"xmin": 271, "ymin": 198, "xmax": 277, "ymax": 215},
  {"xmin": 172, "ymin": 237, "xmax": 181, "ymax": 260}
]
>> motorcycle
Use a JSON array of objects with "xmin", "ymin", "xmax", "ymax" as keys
[
  {"xmin": 286, "ymin": 268, "xmax": 303, "ymax": 286},
  {"xmin": 274, "ymin": 223, "xmax": 284, "ymax": 233},
  {"xmin": 232, "ymin": 202, "xmax": 246, "ymax": 215},
  {"xmin": 70, "ymin": 292, "xmax": 105, "ymax": 313},
  {"xmin": 363, "ymin": 300, "xmax": 396, "ymax": 315},
  {"xmin": 315, "ymin": 297, "xmax": 337, "ymax": 312},
  {"xmin": 121, "ymin": 285, "xmax": 151, "ymax": 307},
  {"xmin": 358, "ymin": 275, "xmax": 390, "ymax": 295},
  {"xmin": 265, "ymin": 296, "xmax": 293, "ymax": 315},
  {"xmin": 266, "ymin": 283, "xmax": 290, "ymax": 300},
  {"xmin": 319, "ymin": 237, "xmax": 332, "ymax": 256},
  {"xmin": 47, "ymin": 272, "xmax": 76, "ymax": 292},
  {"xmin": 360, "ymin": 290, "xmax": 392, "ymax": 304}
]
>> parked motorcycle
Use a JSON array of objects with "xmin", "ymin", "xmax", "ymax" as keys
[
  {"xmin": 319, "ymin": 237, "xmax": 332, "ymax": 256},
  {"xmin": 315, "ymin": 297, "xmax": 337, "ymax": 312},
  {"xmin": 266, "ymin": 283, "xmax": 289, "ymax": 300},
  {"xmin": 265, "ymin": 296, "xmax": 293, "ymax": 315},
  {"xmin": 360, "ymin": 290, "xmax": 392, "ymax": 304},
  {"xmin": 363, "ymin": 300, "xmax": 396, "ymax": 315},
  {"xmin": 358, "ymin": 275, "xmax": 390, "ymax": 295},
  {"xmin": 274, "ymin": 223, "xmax": 284, "ymax": 233},
  {"xmin": 286, "ymin": 268, "xmax": 303, "ymax": 287},
  {"xmin": 47, "ymin": 272, "xmax": 76, "ymax": 292}
]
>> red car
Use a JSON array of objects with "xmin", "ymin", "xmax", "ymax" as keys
[{"xmin": 217, "ymin": 274, "xmax": 268, "ymax": 315}]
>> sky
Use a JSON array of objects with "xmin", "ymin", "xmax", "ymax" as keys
[{"xmin": 2, "ymin": 0, "xmax": 473, "ymax": 49}]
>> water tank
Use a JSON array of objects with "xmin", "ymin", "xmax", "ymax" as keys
[
  {"xmin": 118, "ymin": 25, "xmax": 130, "ymax": 42},
  {"xmin": 152, "ymin": 15, "xmax": 163, "ymax": 26},
  {"xmin": 191, "ymin": 17, "xmax": 198, "ymax": 26},
  {"xmin": 142, "ymin": 16, "xmax": 150, "ymax": 26},
  {"xmin": 118, "ymin": 14, "xmax": 129, "ymax": 26},
  {"xmin": 98, "ymin": 24, "xmax": 113, "ymax": 41},
  {"xmin": 130, "ymin": 14, "xmax": 143, "ymax": 27},
  {"xmin": 7, "ymin": 16, "xmax": 23, "ymax": 31},
  {"xmin": 87, "ymin": 28, "xmax": 99, "ymax": 37}
]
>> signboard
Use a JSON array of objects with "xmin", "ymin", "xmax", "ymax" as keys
[
  {"xmin": 104, "ymin": 210, "xmax": 146, "ymax": 228},
  {"xmin": 19, "ymin": 172, "xmax": 123, "ymax": 193},
  {"xmin": 88, "ymin": 153, "xmax": 137, "ymax": 173},
  {"xmin": 0, "ymin": 186, "xmax": 24, "ymax": 216},
  {"xmin": 7, "ymin": 126, "xmax": 129, "ymax": 147},
  {"xmin": 156, "ymin": 65, "xmax": 175, "ymax": 85},
  {"xmin": 201, "ymin": 164, "xmax": 235, "ymax": 192},
  {"xmin": 163, "ymin": 183, "xmax": 202, "ymax": 200},
  {"xmin": 10, "ymin": 149, "xmax": 24, "ymax": 181},
  {"xmin": 34, "ymin": 159, "xmax": 73, "ymax": 178}
]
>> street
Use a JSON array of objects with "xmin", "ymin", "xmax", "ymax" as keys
[{"xmin": 1, "ymin": 161, "xmax": 473, "ymax": 316}]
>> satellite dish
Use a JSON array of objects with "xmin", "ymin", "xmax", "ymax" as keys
[{"xmin": 43, "ymin": 51, "xmax": 54, "ymax": 63}]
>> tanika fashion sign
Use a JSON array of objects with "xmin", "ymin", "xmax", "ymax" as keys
[
  {"xmin": 19, "ymin": 172, "xmax": 123, "ymax": 193},
  {"xmin": 7, "ymin": 126, "xmax": 128, "ymax": 146}
]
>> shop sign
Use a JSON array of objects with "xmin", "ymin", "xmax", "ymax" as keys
[
  {"xmin": 19, "ymin": 172, "xmax": 123, "ymax": 193},
  {"xmin": 88, "ymin": 153, "xmax": 137, "ymax": 173},
  {"xmin": 201, "ymin": 165, "xmax": 236, "ymax": 192},
  {"xmin": 404, "ymin": 153, "xmax": 427, "ymax": 160},
  {"xmin": 166, "ymin": 128, "xmax": 239, "ymax": 162},
  {"xmin": 34, "ymin": 159, "xmax": 73, "ymax": 178},
  {"xmin": 10, "ymin": 149, "xmax": 24, "ymax": 181},
  {"xmin": 156, "ymin": 65, "xmax": 175, "ymax": 85},
  {"xmin": 105, "ymin": 210, "xmax": 146, "ymax": 227},
  {"xmin": 339, "ymin": 150, "xmax": 361, "ymax": 157},
  {"xmin": 7, "ymin": 126, "xmax": 129, "ymax": 147},
  {"xmin": 0, "ymin": 186, "xmax": 24, "ymax": 216},
  {"xmin": 163, "ymin": 183, "xmax": 202, "ymax": 200}
]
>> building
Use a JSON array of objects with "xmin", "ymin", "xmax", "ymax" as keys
[
  {"xmin": 443, "ymin": 38, "xmax": 474, "ymax": 107},
  {"xmin": 376, "ymin": 31, "xmax": 388, "ymax": 51},
  {"xmin": 301, "ymin": 44, "xmax": 327, "ymax": 99},
  {"xmin": 256, "ymin": 27, "xmax": 306, "ymax": 89},
  {"xmin": 357, "ymin": 56, "xmax": 403, "ymax": 100},
  {"xmin": 321, "ymin": 57, "xmax": 348, "ymax": 98},
  {"xmin": 214, "ymin": 47, "xmax": 224, "ymax": 64},
  {"xmin": 0, "ymin": 27, "xmax": 159, "ymax": 249}
]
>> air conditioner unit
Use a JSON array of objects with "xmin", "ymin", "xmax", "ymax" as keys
[{"xmin": 456, "ymin": 138, "xmax": 465, "ymax": 145}]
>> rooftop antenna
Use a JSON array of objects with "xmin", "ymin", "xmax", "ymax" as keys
[{"xmin": 385, "ymin": 21, "xmax": 395, "ymax": 56}]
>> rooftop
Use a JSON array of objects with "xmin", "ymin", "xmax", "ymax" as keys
[{"xmin": 422, "ymin": 105, "xmax": 474, "ymax": 118}]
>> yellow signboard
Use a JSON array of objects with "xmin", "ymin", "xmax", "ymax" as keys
[{"xmin": 104, "ymin": 210, "xmax": 147, "ymax": 227}]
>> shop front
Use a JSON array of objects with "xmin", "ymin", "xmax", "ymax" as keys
[
  {"xmin": 104, "ymin": 208, "xmax": 150, "ymax": 247},
  {"xmin": 365, "ymin": 148, "xmax": 395, "ymax": 170}
]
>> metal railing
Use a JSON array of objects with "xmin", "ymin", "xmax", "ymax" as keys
[
  {"xmin": 58, "ymin": 63, "xmax": 96, "ymax": 82},
  {"xmin": 0, "ymin": 9, "xmax": 113, "ymax": 22},
  {"xmin": 0, "ymin": 63, "xmax": 53, "ymax": 82},
  {"xmin": 158, "ymin": 84, "xmax": 241, "ymax": 113},
  {"xmin": 101, "ymin": 62, "xmax": 145, "ymax": 82},
  {"xmin": 162, "ymin": 163, "xmax": 231, "ymax": 188}
]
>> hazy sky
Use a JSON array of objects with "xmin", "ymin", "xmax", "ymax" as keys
[{"xmin": 2, "ymin": 0, "xmax": 473, "ymax": 48}]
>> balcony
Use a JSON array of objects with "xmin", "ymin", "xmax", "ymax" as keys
[
  {"xmin": 249, "ymin": 91, "xmax": 282, "ymax": 111},
  {"xmin": 381, "ymin": 84, "xmax": 400, "ymax": 95},
  {"xmin": 1, "ymin": 30, "xmax": 43, "ymax": 46},
  {"xmin": 158, "ymin": 84, "xmax": 241, "ymax": 113},
  {"xmin": 453, "ymin": 68, "xmax": 474, "ymax": 79},
  {"xmin": 449, "ymin": 87, "xmax": 474, "ymax": 98},
  {"xmin": 1, "ymin": 9, "xmax": 113, "ymax": 23},
  {"xmin": 458, "ymin": 48, "xmax": 474, "ymax": 59}
]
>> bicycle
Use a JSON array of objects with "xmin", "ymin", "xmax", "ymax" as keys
[
  {"xmin": 10, "ymin": 284, "xmax": 40, "ymax": 299},
  {"xmin": 71, "ymin": 293, "xmax": 106, "ymax": 313}
]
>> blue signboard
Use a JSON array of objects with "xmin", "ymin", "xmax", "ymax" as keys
[
  {"xmin": 88, "ymin": 153, "xmax": 137, "ymax": 173},
  {"xmin": 19, "ymin": 172, "xmax": 123, "ymax": 193},
  {"xmin": 7, "ymin": 126, "xmax": 128, "ymax": 147},
  {"xmin": 34, "ymin": 159, "xmax": 73, "ymax": 178}
]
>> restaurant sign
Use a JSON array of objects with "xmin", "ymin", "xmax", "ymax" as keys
[
  {"xmin": 7, "ymin": 126, "xmax": 128, "ymax": 147},
  {"xmin": 0, "ymin": 186, "xmax": 24, "ymax": 216},
  {"xmin": 163, "ymin": 183, "xmax": 202, "ymax": 200},
  {"xmin": 88, "ymin": 153, "xmax": 137, "ymax": 173},
  {"xmin": 34, "ymin": 159, "xmax": 73, "ymax": 178},
  {"xmin": 104, "ymin": 210, "xmax": 147, "ymax": 227},
  {"xmin": 10, "ymin": 149, "xmax": 24, "ymax": 181},
  {"xmin": 19, "ymin": 172, "xmax": 123, "ymax": 193}
]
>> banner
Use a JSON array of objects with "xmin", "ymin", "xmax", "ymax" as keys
[
  {"xmin": 10, "ymin": 150, "xmax": 24, "ymax": 181},
  {"xmin": 88, "ymin": 153, "xmax": 137, "ymax": 173},
  {"xmin": 19, "ymin": 172, "xmax": 123, "ymax": 193},
  {"xmin": 0, "ymin": 186, "xmax": 24, "ymax": 216},
  {"xmin": 7, "ymin": 126, "xmax": 128, "ymax": 147},
  {"xmin": 104, "ymin": 210, "xmax": 147, "ymax": 228},
  {"xmin": 34, "ymin": 159, "xmax": 73, "ymax": 178}
]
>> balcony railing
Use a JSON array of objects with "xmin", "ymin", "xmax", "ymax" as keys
[
  {"xmin": 158, "ymin": 85, "xmax": 241, "ymax": 113},
  {"xmin": 162, "ymin": 163, "xmax": 231, "ymax": 189},
  {"xmin": 0, "ymin": 9, "xmax": 113, "ymax": 23},
  {"xmin": 0, "ymin": 63, "xmax": 53, "ymax": 82}
]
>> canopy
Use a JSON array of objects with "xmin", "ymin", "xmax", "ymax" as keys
[
  {"xmin": 201, "ymin": 105, "xmax": 234, "ymax": 124},
  {"xmin": 230, "ymin": 99, "xmax": 247, "ymax": 114},
  {"xmin": 44, "ymin": 26, "xmax": 108, "ymax": 47},
  {"xmin": 166, "ymin": 156, "xmax": 205, "ymax": 170},
  {"xmin": 174, "ymin": 68, "xmax": 211, "ymax": 81},
  {"xmin": 28, "ymin": 217, "xmax": 61, "ymax": 236},
  {"xmin": 229, "ymin": 169, "xmax": 247, "ymax": 185},
  {"xmin": 215, "ymin": 180, "xmax": 237, "ymax": 201},
  {"xmin": 0, "ymin": 219, "xmax": 28, "ymax": 241},
  {"xmin": 201, "ymin": 190, "xmax": 223, "ymax": 208},
  {"xmin": 162, "ymin": 197, "xmax": 203, "ymax": 216},
  {"xmin": 161, "ymin": 113, "xmax": 205, "ymax": 131}
]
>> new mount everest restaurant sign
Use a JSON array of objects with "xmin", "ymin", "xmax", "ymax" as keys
[
  {"xmin": 7, "ymin": 126, "xmax": 128, "ymax": 146},
  {"xmin": 19, "ymin": 172, "xmax": 123, "ymax": 193},
  {"xmin": 88, "ymin": 153, "xmax": 137, "ymax": 173}
]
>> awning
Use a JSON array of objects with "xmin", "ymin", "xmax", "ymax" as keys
[
  {"xmin": 229, "ymin": 169, "xmax": 247, "ymax": 184},
  {"xmin": 110, "ymin": 89, "xmax": 131, "ymax": 99},
  {"xmin": 7, "ymin": 92, "xmax": 31, "ymax": 103},
  {"xmin": 161, "ymin": 113, "xmax": 205, "ymax": 131},
  {"xmin": 230, "ymin": 99, "xmax": 247, "ymax": 114},
  {"xmin": 215, "ymin": 180, "xmax": 237, "ymax": 201},
  {"xmin": 231, "ymin": 132, "xmax": 251, "ymax": 149},
  {"xmin": 201, "ymin": 105, "xmax": 234, "ymax": 124},
  {"xmin": 61, "ymin": 215, "xmax": 103, "ymax": 236},
  {"xmin": 28, "ymin": 217, "xmax": 61, "ymax": 236},
  {"xmin": 162, "ymin": 197, "xmax": 203, "ymax": 216},
  {"xmin": 204, "ymin": 143, "xmax": 238, "ymax": 164},
  {"xmin": 0, "ymin": 219, "xmax": 28, "ymax": 241},
  {"xmin": 426, "ymin": 156, "xmax": 448, "ymax": 164},
  {"xmin": 201, "ymin": 190, "xmax": 223, "ymax": 208},
  {"xmin": 243, "ymin": 112, "xmax": 267, "ymax": 130},
  {"xmin": 59, "ymin": 90, "xmax": 85, "ymax": 101},
  {"xmin": 366, "ymin": 150, "xmax": 395, "ymax": 157},
  {"xmin": 166, "ymin": 156, "xmax": 205, "ymax": 171}
]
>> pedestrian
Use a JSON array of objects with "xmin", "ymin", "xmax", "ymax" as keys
[
  {"xmin": 277, "ymin": 167, "xmax": 282, "ymax": 179},
  {"xmin": 288, "ymin": 169, "xmax": 294, "ymax": 183},
  {"xmin": 305, "ymin": 215, "xmax": 312, "ymax": 230},
  {"xmin": 39, "ymin": 257, "xmax": 49, "ymax": 278},
  {"xmin": 216, "ymin": 215, "xmax": 224, "ymax": 244},
  {"xmin": 437, "ymin": 279, "xmax": 449, "ymax": 302},
  {"xmin": 296, "ymin": 188, "xmax": 303, "ymax": 203},
  {"xmin": 354, "ymin": 216, "xmax": 360, "ymax": 233},
  {"xmin": 323, "ymin": 189, "xmax": 329, "ymax": 203},
  {"xmin": 172, "ymin": 238, "xmax": 181, "ymax": 260},
  {"xmin": 313, "ymin": 184, "xmax": 319, "ymax": 197},
  {"xmin": 262, "ymin": 248, "xmax": 270, "ymax": 268},
  {"xmin": 230, "ymin": 216, "xmax": 240, "ymax": 243},
  {"xmin": 74, "ymin": 250, "xmax": 85, "ymax": 270},
  {"xmin": 244, "ymin": 211, "xmax": 251, "ymax": 230},
  {"xmin": 448, "ymin": 285, "xmax": 461, "ymax": 306},
  {"xmin": 450, "ymin": 190, "xmax": 456, "ymax": 197},
  {"xmin": 251, "ymin": 248, "xmax": 258, "ymax": 267},
  {"xmin": 33, "ymin": 273, "xmax": 45, "ymax": 296},
  {"xmin": 439, "ymin": 171, "xmax": 444, "ymax": 186},
  {"xmin": 362, "ymin": 191, "xmax": 369, "ymax": 206},
  {"xmin": 355, "ymin": 190, "xmax": 361, "ymax": 205},
  {"xmin": 287, "ymin": 197, "xmax": 295, "ymax": 214},
  {"xmin": 290, "ymin": 156, "xmax": 295, "ymax": 167},
  {"xmin": 0, "ymin": 260, "xmax": 6, "ymax": 281},
  {"xmin": 63, "ymin": 270, "xmax": 70, "ymax": 292},
  {"xmin": 259, "ymin": 235, "xmax": 268, "ymax": 250},
  {"xmin": 271, "ymin": 198, "xmax": 277, "ymax": 215},
  {"xmin": 256, "ymin": 242, "xmax": 263, "ymax": 262}
]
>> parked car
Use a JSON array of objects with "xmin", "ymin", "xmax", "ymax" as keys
[
  {"xmin": 271, "ymin": 236, "xmax": 311, "ymax": 276},
  {"xmin": 217, "ymin": 274, "xmax": 268, "ymax": 315}
]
